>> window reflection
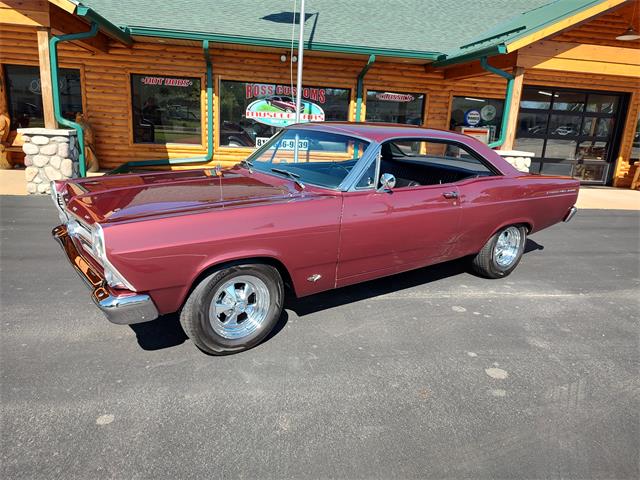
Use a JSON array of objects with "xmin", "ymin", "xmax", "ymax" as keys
[
  {"xmin": 577, "ymin": 141, "xmax": 608, "ymax": 161},
  {"xmin": 514, "ymin": 137, "xmax": 544, "ymax": 157},
  {"xmin": 544, "ymin": 139, "xmax": 577, "ymax": 160},
  {"xmin": 586, "ymin": 94, "xmax": 618, "ymax": 114},
  {"xmin": 131, "ymin": 74, "xmax": 201, "ymax": 144},
  {"xmin": 581, "ymin": 117, "xmax": 613, "ymax": 137},
  {"xmin": 631, "ymin": 113, "xmax": 640, "ymax": 161},
  {"xmin": 515, "ymin": 87, "xmax": 622, "ymax": 183},
  {"xmin": 449, "ymin": 96, "xmax": 504, "ymax": 143},
  {"xmin": 549, "ymin": 115, "xmax": 581, "ymax": 137},
  {"xmin": 517, "ymin": 112, "xmax": 548, "ymax": 135},
  {"xmin": 4, "ymin": 64, "xmax": 82, "ymax": 129},
  {"xmin": 520, "ymin": 90, "xmax": 552, "ymax": 109},
  {"xmin": 552, "ymin": 91, "xmax": 585, "ymax": 112},
  {"xmin": 366, "ymin": 91, "xmax": 424, "ymax": 125}
]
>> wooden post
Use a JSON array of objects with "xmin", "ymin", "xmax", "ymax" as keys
[
  {"xmin": 36, "ymin": 28, "xmax": 57, "ymax": 129},
  {"xmin": 502, "ymin": 66, "xmax": 525, "ymax": 151}
]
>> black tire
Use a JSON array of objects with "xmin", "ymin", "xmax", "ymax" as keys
[
  {"xmin": 471, "ymin": 225, "xmax": 527, "ymax": 279},
  {"xmin": 180, "ymin": 264, "xmax": 284, "ymax": 355}
]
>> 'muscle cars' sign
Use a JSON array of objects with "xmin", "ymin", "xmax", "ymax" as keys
[{"xmin": 246, "ymin": 97, "xmax": 325, "ymax": 128}]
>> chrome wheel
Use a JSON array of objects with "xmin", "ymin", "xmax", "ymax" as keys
[
  {"xmin": 209, "ymin": 275, "xmax": 270, "ymax": 339},
  {"xmin": 494, "ymin": 226, "xmax": 522, "ymax": 268}
]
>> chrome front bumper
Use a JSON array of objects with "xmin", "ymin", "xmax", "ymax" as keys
[
  {"xmin": 52, "ymin": 225, "xmax": 159, "ymax": 325},
  {"xmin": 563, "ymin": 206, "xmax": 578, "ymax": 222}
]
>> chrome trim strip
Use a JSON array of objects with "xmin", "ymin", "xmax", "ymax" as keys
[
  {"xmin": 563, "ymin": 206, "xmax": 578, "ymax": 222},
  {"xmin": 92, "ymin": 288, "xmax": 159, "ymax": 325},
  {"xmin": 52, "ymin": 225, "xmax": 158, "ymax": 325}
]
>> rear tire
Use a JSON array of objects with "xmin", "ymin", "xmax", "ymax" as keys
[
  {"xmin": 180, "ymin": 264, "xmax": 284, "ymax": 355},
  {"xmin": 471, "ymin": 225, "xmax": 527, "ymax": 279}
]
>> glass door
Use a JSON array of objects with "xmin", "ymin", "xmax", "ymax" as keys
[{"xmin": 514, "ymin": 87, "xmax": 627, "ymax": 184}]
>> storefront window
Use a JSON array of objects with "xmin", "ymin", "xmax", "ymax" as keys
[
  {"xmin": 4, "ymin": 64, "xmax": 82, "ymax": 129},
  {"xmin": 449, "ymin": 96, "xmax": 504, "ymax": 144},
  {"xmin": 219, "ymin": 80, "xmax": 350, "ymax": 148},
  {"xmin": 631, "ymin": 113, "xmax": 640, "ymax": 162},
  {"xmin": 130, "ymin": 74, "xmax": 201, "ymax": 144},
  {"xmin": 515, "ymin": 87, "xmax": 625, "ymax": 184},
  {"xmin": 365, "ymin": 91, "xmax": 424, "ymax": 124}
]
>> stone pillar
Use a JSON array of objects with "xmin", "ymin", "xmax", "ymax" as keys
[
  {"xmin": 19, "ymin": 128, "xmax": 79, "ymax": 194},
  {"xmin": 497, "ymin": 150, "xmax": 534, "ymax": 173}
]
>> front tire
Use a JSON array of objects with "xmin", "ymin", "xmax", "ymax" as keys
[
  {"xmin": 180, "ymin": 264, "xmax": 284, "ymax": 355},
  {"xmin": 471, "ymin": 225, "xmax": 527, "ymax": 278}
]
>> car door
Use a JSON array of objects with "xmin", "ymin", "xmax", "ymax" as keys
[{"xmin": 336, "ymin": 182, "xmax": 461, "ymax": 287}]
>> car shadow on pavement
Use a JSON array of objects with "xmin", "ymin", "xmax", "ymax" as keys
[
  {"xmin": 287, "ymin": 238, "xmax": 544, "ymax": 317},
  {"xmin": 128, "ymin": 309, "xmax": 290, "ymax": 352},
  {"xmin": 129, "ymin": 313, "xmax": 188, "ymax": 350},
  {"xmin": 128, "ymin": 239, "xmax": 543, "ymax": 350}
]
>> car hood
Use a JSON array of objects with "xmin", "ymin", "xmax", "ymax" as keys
[{"xmin": 64, "ymin": 167, "xmax": 307, "ymax": 224}]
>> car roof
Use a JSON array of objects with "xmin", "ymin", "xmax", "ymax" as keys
[{"xmin": 291, "ymin": 122, "xmax": 465, "ymax": 143}]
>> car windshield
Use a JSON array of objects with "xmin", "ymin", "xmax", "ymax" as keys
[{"xmin": 246, "ymin": 128, "xmax": 370, "ymax": 189}]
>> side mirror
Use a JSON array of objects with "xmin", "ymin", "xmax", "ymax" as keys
[{"xmin": 377, "ymin": 173, "xmax": 396, "ymax": 193}]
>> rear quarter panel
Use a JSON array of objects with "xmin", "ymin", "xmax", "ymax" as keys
[
  {"xmin": 455, "ymin": 174, "xmax": 579, "ymax": 256},
  {"xmin": 102, "ymin": 195, "xmax": 342, "ymax": 314}
]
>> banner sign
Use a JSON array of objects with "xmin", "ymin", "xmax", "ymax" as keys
[
  {"xmin": 375, "ymin": 92, "xmax": 415, "ymax": 102},
  {"xmin": 246, "ymin": 98, "xmax": 325, "ymax": 128},
  {"xmin": 245, "ymin": 84, "xmax": 327, "ymax": 103},
  {"xmin": 140, "ymin": 76, "xmax": 193, "ymax": 87}
]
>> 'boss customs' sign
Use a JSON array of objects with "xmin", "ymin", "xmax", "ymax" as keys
[{"xmin": 245, "ymin": 84, "xmax": 326, "ymax": 128}]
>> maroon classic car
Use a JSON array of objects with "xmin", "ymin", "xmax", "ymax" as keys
[
  {"xmin": 265, "ymin": 95, "xmax": 301, "ymax": 113},
  {"xmin": 51, "ymin": 123, "xmax": 579, "ymax": 355}
]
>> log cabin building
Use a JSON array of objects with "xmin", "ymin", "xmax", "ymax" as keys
[{"xmin": 1, "ymin": 0, "xmax": 639, "ymax": 188}]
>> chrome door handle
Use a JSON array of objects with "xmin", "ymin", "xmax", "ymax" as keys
[{"xmin": 442, "ymin": 191, "xmax": 458, "ymax": 199}]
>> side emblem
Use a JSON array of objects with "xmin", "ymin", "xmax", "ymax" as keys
[{"xmin": 307, "ymin": 274, "xmax": 322, "ymax": 283}]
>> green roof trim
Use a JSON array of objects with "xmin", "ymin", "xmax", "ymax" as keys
[
  {"xmin": 432, "ymin": 45, "xmax": 508, "ymax": 67},
  {"xmin": 128, "ymin": 26, "xmax": 445, "ymax": 60},
  {"xmin": 75, "ymin": 5, "xmax": 132, "ymax": 45},
  {"xmin": 76, "ymin": 0, "xmax": 616, "ymax": 65},
  {"xmin": 437, "ymin": 0, "xmax": 613, "ymax": 66}
]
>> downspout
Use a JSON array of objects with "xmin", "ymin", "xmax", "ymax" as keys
[
  {"xmin": 354, "ymin": 54, "xmax": 375, "ymax": 122},
  {"xmin": 49, "ymin": 22, "xmax": 100, "ymax": 177},
  {"xmin": 110, "ymin": 40, "xmax": 214, "ymax": 174},
  {"xmin": 479, "ymin": 56, "xmax": 514, "ymax": 149}
]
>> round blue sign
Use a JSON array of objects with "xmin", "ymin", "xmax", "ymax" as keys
[{"xmin": 464, "ymin": 109, "xmax": 481, "ymax": 126}]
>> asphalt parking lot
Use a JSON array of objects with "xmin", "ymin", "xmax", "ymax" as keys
[{"xmin": 1, "ymin": 195, "xmax": 638, "ymax": 480}]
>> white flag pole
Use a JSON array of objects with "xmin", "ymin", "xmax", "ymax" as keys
[
  {"xmin": 295, "ymin": 0, "xmax": 305, "ymax": 124},
  {"xmin": 293, "ymin": 0, "xmax": 305, "ymax": 163}
]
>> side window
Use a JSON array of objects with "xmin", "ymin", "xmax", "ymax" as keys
[
  {"xmin": 378, "ymin": 138, "xmax": 497, "ymax": 188},
  {"xmin": 355, "ymin": 158, "xmax": 377, "ymax": 189}
]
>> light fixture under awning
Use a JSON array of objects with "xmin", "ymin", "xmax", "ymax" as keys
[{"xmin": 616, "ymin": 26, "xmax": 640, "ymax": 41}]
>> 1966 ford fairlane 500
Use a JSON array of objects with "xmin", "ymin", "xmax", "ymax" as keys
[{"xmin": 51, "ymin": 123, "xmax": 579, "ymax": 355}]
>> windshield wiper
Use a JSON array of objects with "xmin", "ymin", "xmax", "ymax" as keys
[
  {"xmin": 271, "ymin": 168, "xmax": 305, "ymax": 189},
  {"xmin": 239, "ymin": 159, "xmax": 253, "ymax": 173}
]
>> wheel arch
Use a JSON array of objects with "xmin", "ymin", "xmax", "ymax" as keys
[
  {"xmin": 180, "ymin": 255, "xmax": 296, "ymax": 312},
  {"xmin": 482, "ymin": 219, "xmax": 533, "ymax": 248}
]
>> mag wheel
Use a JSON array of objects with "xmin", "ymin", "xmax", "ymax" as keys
[
  {"xmin": 180, "ymin": 264, "xmax": 284, "ymax": 355},
  {"xmin": 471, "ymin": 225, "xmax": 527, "ymax": 279}
]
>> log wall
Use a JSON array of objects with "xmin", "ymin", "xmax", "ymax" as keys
[
  {"xmin": 0, "ymin": 24, "xmax": 508, "ymax": 170},
  {"xmin": 0, "ymin": 21, "xmax": 637, "ymax": 186}
]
